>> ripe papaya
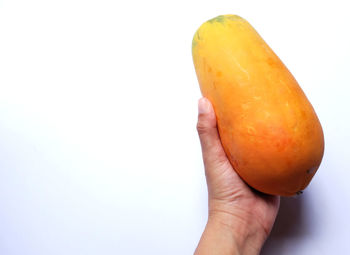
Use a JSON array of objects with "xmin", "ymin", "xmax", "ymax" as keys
[{"xmin": 192, "ymin": 15, "xmax": 324, "ymax": 196}]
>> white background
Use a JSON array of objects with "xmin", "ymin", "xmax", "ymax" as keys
[{"xmin": 0, "ymin": 0, "xmax": 349, "ymax": 254}]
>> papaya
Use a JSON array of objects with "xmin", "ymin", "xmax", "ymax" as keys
[{"xmin": 192, "ymin": 15, "xmax": 324, "ymax": 196}]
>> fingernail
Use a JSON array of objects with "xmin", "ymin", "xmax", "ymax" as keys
[{"xmin": 198, "ymin": 98, "xmax": 210, "ymax": 114}]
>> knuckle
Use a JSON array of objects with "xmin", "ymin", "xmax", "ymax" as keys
[{"xmin": 196, "ymin": 121, "xmax": 209, "ymax": 135}]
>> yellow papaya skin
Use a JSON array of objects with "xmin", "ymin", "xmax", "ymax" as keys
[{"xmin": 192, "ymin": 15, "xmax": 324, "ymax": 196}]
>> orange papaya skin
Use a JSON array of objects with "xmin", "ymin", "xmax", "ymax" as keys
[{"xmin": 192, "ymin": 15, "xmax": 324, "ymax": 196}]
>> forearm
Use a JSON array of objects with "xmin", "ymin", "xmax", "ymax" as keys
[{"xmin": 194, "ymin": 212, "xmax": 266, "ymax": 255}]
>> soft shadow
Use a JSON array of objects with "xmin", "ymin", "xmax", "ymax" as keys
[{"xmin": 261, "ymin": 193, "xmax": 311, "ymax": 255}]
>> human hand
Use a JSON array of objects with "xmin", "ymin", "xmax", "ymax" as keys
[{"xmin": 195, "ymin": 97, "xmax": 280, "ymax": 255}]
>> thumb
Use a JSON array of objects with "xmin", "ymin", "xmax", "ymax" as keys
[{"xmin": 197, "ymin": 98, "xmax": 228, "ymax": 170}]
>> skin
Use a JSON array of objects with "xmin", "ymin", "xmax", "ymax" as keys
[{"xmin": 195, "ymin": 97, "xmax": 280, "ymax": 255}]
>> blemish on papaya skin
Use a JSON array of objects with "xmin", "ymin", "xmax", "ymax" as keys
[
  {"xmin": 264, "ymin": 111, "xmax": 271, "ymax": 118},
  {"xmin": 208, "ymin": 15, "xmax": 226, "ymax": 23},
  {"xmin": 208, "ymin": 14, "xmax": 242, "ymax": 24},
  {"xmin": 296, "ymin": 190, "xmax": 303, "ymax": 195},
  {"xmin": 247, "ymin": 126, "xmax": 256, "ymax": 135},
  {"xmin": 192, "ymin": 32, "xmax": 201, "ymax": 50},
  {"xmin": 307, "ymin": 166, "xmax": 317, "ymax": 174},
  {"xmin": 241, "ymin": 103, "xmax": 250, "ymax": 110},
  {"xmin": 232, "ymin": 57, "xmax": 250, "ymax": 80}
]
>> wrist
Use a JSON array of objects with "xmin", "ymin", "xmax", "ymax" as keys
[{"xmin": 207, "ymin": 208, "xmax": 267, "ymax": 254}]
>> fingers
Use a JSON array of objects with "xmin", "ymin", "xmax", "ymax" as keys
[{"xmin": 197, "ymin": 98, "xmax": 229, "ymax": 170}]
